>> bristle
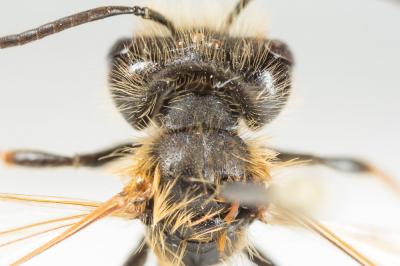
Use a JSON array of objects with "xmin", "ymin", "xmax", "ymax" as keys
[
  {"xmin": 115, "ymin": 131, "xmax": 160, "ymax": 193},
  {"xmin": 147, "ymin": 182, "xmax": 191, "ymax": 265},
  {"xmin": 148, "ymin": 180, "xmax": 230, "ymax": 265},
  {"xmin": 241, "ymin": 138, "xmax": 278, "ymax": 183},
  {"xmin": 148, "ymin": 228, "xmax": 179, "ymax": 266}
]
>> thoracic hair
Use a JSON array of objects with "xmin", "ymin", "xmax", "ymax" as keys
[{"xmin": 108, "ymin": 5, "xmax": 293, "ymax": 266}]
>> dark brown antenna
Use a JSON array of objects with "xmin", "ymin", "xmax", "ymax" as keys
[
  {"xmin": 0, "ymin": 5, "xmax": 176, "ymax": 49},
  {"xmin": 224, "ymin": 0, "xmax": 254, "ymax": 29}
]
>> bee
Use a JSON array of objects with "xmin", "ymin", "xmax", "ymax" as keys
[{"xmin": 0, "ymin": 0, "xmax": 399, "ymax": 266}]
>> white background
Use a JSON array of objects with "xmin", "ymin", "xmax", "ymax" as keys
[{"xmin": 0, "ymin": 0, "xmax": 399, "ymax": 265}]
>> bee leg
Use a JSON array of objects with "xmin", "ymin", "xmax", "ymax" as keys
[
  {"xmin": 123, "ymin": 238, "xmax": 149, "ymax": 266},
  {"xmin": 277, "ymin": 151, "xmax": 386, "ymax": 175},
  {"xmin": 276, "ymin": 150, "xmax": 400, "ymax": 194},
  {"xmin": 1, "ymin": 143, "xmax": 139, "ymax": 168},
  {"xmin": 245, "ymin": 247, "xmax": 276, "ymax": 266}
]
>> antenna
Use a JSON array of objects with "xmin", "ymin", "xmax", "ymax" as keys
[{"xmin": 0, "ymin": 5, "xmax": 176, "ymax": 49}]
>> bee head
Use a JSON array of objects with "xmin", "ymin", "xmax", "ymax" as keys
[{"xmin": 109, "ymin": 32, "xmax": 293, "ymax": 130}]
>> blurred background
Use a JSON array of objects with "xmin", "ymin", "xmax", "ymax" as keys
[{"xmin": 0, "ymin": 0, "xmax": 399, "ymax": 265}]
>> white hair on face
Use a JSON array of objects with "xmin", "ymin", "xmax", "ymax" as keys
[{"xmin": 131, "ymin": 0, "xmax": 269, "ymax": 37}]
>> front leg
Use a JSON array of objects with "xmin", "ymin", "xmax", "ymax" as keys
[
  {"xmin": 276, "ymin": 150, "xmax": 399, "ymax": 194},
  {"xmin": 277, "ymin": 151, "xmax": 372, "ymax": 173},
  {"xmin": 1, "ymin": 143, "xmax": 139, "ymax": 168}
]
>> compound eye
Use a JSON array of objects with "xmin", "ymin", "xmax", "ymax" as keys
[
  {"xmin": 242, "ymin": 66, "xmax": 292, "ymax": 128},
  {"xmin": 228, "ymin": 38, "xmax": 294, "ymax": 130}
]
